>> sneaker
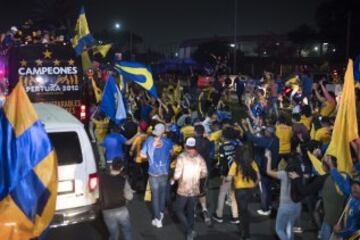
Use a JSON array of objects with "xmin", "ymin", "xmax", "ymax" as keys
[
  {"xmin": 257, "ymin": 209, "xmax": 271, "ymax": 216},
  {"xmin": 212, "ymin": 213, "xmax": 223, "ymax": 223},
  {"xmin": 229, "ymin": 217, "xmax": 240, "ymax": 224},
  {"xmin": 293, "ymin": 227, "xmax": 303, "ymax": 234},
  {"xmin": 151, "ymin": 218, "xmax": 163, "ymax": 228},
  {"xmin": 203, "ymin": 210, "xmax": 211, "ymax": 225}
]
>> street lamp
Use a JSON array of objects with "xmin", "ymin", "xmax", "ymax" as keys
[{"xmin": 114, "ymin": 23, "xmax": 121, "ymax": 30}]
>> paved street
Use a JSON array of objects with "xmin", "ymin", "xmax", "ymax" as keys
[{"xmin": 47, "ymin": 182, "xmax": 318, "ymax": 240}]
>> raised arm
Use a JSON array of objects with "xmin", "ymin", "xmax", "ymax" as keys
[
  {"xmin": 265, "ymin": 149, "xmax": 279, "ymax": 179},
  {"xmin": 320, "ymin": 81, "xmax": 335, "ymax": 103}
]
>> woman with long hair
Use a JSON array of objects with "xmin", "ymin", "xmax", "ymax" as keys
[
  {"xmin": 266, "ymin": 150, "xmax": 303, "ymax": 240},
  {"xmin": 227, "ymin": 145, "xmax": 260, "ymax": 240}
]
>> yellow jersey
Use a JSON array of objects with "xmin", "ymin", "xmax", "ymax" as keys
[
  {"xmin": 300, "ymin": 115, "xmax": 312, "ymax": 130},
  {"xmin": 276, "ymin": 124, "xmax": 293, "ymax": 154},
  {"xmin": 228, "ymin": 161, "xmax": 259, "ymax": 189},
  {"xmin": 314, "ymin": 127, "xmax": 331, "ymax": 144},
  {"xmin": 208, "ymin": 130, "xmax": 222, "ymax": 142},
  {"xmin": 180, "ymin": 125, "xmax": 195, "ymax": 139},
  {"xmin": 92, "ymin": 118, "xmax": 109, "ymax": 142},
  {"xmin": 320, "ymin": 100, "xmax": 336, "ymax": 117}
]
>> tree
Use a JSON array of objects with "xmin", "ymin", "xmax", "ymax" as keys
[
  {"xmin": 288, "ymin": 24, "xmax": 318, "ymax": 57},
  {"xmin": 192, "ymin": 40, "xmax": 230, "ymax": 65},
  {"xmin": 27, "ymin": 0, "xmax": 80, "ymax": 29},
  {"xmin": 315, "ymin": 0, "xmax": 360, "ymax": 58}
]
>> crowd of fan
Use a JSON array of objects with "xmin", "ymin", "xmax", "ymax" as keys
[
  {"xmin": 89, "ymin": 67, "xmax": 360, "ymax": 240},
  {"xmin": 0, "ymin": 19, "xmax": 69, "ymax": 49}
]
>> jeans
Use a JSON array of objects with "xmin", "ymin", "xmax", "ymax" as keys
[
  {"xmin": 269, "ymin": 97, "xmax": 279, "ymax": 119},
  {"xmin": 149, "ymin": 174, "xmax": 168, "ymax": 220},
  {"xmin": 260, "ymin": 175, "xmax": 272, "ymax": 211},
  {"xmin": 235, "ymin": 188, "xmax": 254, "ymax": 238},
  {"xmin": 103, "ymin": 206, "xmax": 132, "ymax": 240},
  {"xmin": 215, "ymin": 180, "xmax": 239, "ymax": 218},
  {"xmin": 176, "ymin": 195, "xmax": 196, "ymax": 235},
  {"xmin": 319, "ymin": 222, "xmax": 332, "ymax": 240},
  {"xmin": 96, "ymin": 142, "xmax": 106, "ymax": 168},
  {"xmin": 275, "ymin": 203, "xmax": 302, "ymax": 240}
]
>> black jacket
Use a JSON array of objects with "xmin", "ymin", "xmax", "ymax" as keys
[
  {"xmin": 195, "ymin": 136, "xmax": 212, "ymax": 169},
  {"xmin": 100, "ymin": 173, "xmax": 130, "ymax": 210},
  {"xmin": 290, "ymin": 175, "xmax": 327, "ymax": 202}
]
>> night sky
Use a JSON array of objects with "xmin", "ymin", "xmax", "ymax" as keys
[{"xmin": 1, "ymin": 0, "xmax": 325, "ymax": 48}]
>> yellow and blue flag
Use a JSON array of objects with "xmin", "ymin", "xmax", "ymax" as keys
[
  {"xmin": 0, "ymin": 82, "xmax": 58, "ymax": 239},
  {"xmin": 114, "ymin": 61, "xmax": 158, "ymax": 98},
  {"xmin": 93, "ymin": 44, "xmax": 113, "ymax": 58},
  {"xmin": 71, "ymin": 7, "xmax": 95, "ymax": 56}
]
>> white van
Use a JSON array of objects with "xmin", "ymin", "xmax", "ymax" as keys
[{"xmin": 34, "ymin": 103, "xmax": 99, "ymax": 228}]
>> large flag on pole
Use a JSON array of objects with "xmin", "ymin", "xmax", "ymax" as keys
[
  {"xmin": 114, "ymin": 61, "xmax": 158, "ymax": 98},
  {"xmin": 326, "ymin": 60, "xmax": 359, "ymax": 173},
  {"xmin": 71, "ymin": 7, "xmax": 95, "ymax": 56},
  {"xmin": 0, "ymin": 82, "xmax": 58, "ymax": 239},
  {"xmin": 99, "ymin": 75, "xmax": 127, "ymax": 124}
]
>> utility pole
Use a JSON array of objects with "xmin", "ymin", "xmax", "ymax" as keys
[{"xmin": 233, "ymin": 0, "xmax": 238, "ymax": 74}]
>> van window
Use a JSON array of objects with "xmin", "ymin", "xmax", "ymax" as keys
[{"xmin": 48, "ymin": 132, "xmax": 83, "ymax": 166}]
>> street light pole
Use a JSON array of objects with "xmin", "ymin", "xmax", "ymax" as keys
[{"xmin": 233, "ymin": 0, "xmax": 238, "ymax": 74}]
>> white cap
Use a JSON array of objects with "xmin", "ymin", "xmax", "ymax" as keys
[
  {"xmin": 10, "ymin": 26, "xmax": 18, "ymax": 33},
  {"xmin": 152, "ymin": 123, "xmax": 165, "ymax": 136},
  {"xmin": 185, "ymin": 137, "xmax": 196, "ymax": 148}
]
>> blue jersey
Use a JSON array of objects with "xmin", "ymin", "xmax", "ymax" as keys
[{"xmin": 102, "ymin": 133, "xmax": 128, "ymax": 162}]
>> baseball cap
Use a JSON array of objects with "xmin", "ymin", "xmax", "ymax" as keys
[
  {"xmin": 152, "ymin": 123, "xmax": 165, "ymax": 136},
  {"xmin": 185, "ymin": 137, "xmax": 196, "ymax": 148}
]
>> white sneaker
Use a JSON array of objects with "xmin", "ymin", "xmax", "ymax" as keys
[
  {"xmin": 293, "ymin": 227, "xmax": 303, "ymax": 233},
  {"xmin": 257, "ymin": 209, "xmax": 271, "ymax": 216},
  {"xmin": 151, "ymin": 218, "xmax": 163, "ymax": 228}
]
